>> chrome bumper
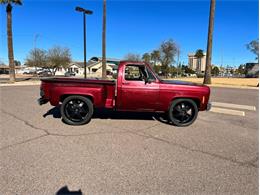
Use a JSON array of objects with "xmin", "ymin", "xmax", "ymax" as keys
[{"xmin": 37, "ymin": 98, "xmax": 48, "ymax": 105}]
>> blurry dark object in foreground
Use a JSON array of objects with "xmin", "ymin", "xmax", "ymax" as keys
[{"xmin": 56, "ymin": 186, "xmax": 83, "ymax": 195}]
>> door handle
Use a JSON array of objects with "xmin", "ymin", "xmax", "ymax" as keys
[{"xmin": 123, "ymin": 82, "xmax": 130, "ymax": 85}]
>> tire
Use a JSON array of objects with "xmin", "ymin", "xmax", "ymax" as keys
[
  {"xmin": 168, "ymin": 98, "xmax": 198, "ymax": 127},
  {"xmin": 61, "ymin": 95, "xmax": 93, "ymax": 125}
]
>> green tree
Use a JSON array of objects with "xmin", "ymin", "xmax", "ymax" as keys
[
  {"xmin": 169, "ymin": 65, "xmax": 177, "ymax": 77},
  {"xmin": 102, "ymin": 0, "xmax": 107, "ymax": 79},
  {"xmin": 25, "ymin": 48, "xmax": 47, "ymax": 68},
  {"xmin": 182, "ymin": 65, "xmax": 195, "ymax": 74},
  {"xmin": 151, "ymin": 50, "xmax": 160, "ymax": 66},
  {"xmin": 235, "ymin": 64, "xmax": 245, "ymax": 75},
  {"xmin": 153, "ymin": 65, "xmax": 161, "ymax": 74},
  {"xmin": 246, "ymin": 39, "xmax": 259, "ymax": 62},
  {"xmin": 47, "ymin": 46, "xmax": 71, "ymax": 75},
  {"xmin": 194, "ymin": 49, "xmax": 204, "ymax": 73},
  {"xmin": 211, "ymin": 66, "xmax": 219, "ymax": 76},
  {"xmin": 14, "ymin": 60, "xmax": 21, "ymax": 66},
  {"xmin": 245, "ymin": 63, "xmax": 257, "ymax": 76},
  {"xmin": 204, "ymin": 0, "xmax": 216, "ymax": 84},
  {"xmin": 142, "ymin": 53, "xmax": 151, "ymax": 63},
  {"xmin": 1, "ymin": 0, "xmax": 22, "ymax": 82},
  {"xmin": 159, "ymin": 39, "xmax": 178, "ymax": 77}
]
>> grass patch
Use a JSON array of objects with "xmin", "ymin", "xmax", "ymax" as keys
[{"xmin": 172, "ymin": 77, "xmax": 259, "ymax": 87}]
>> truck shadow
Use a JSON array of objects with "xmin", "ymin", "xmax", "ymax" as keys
[{"xmin": 43, "ymin": 106, "xmax": 170, "ymax": 125}]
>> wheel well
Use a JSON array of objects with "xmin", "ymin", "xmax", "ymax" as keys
[
  {"xmin": 60, "ymin": 94, "xmax": 94, "ymax": 103},
  {"xmin": 172, "ymin": 97, "xmax": 200, "ymax": 109}
]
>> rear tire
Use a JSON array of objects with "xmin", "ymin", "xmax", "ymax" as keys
[
  {"xmin": 168, "ymin": 98, "xmax": 198, "ymax": 127},
  {"xmin": 61, "ymin": 95, "xmax": 93, "ymax": 125}
]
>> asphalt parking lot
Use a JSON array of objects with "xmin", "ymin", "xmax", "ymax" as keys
[{"xmin": 0, "ymin": 85, "xmax": 258, "ymax": 195}]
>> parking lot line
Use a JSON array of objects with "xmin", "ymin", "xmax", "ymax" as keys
[
  {"xmin": 211, "ymin": 102, "xmax": 256, "ymax": 111},
  {"xmin": 210, "ymin": 107, "xmax": 245, "ymax": 116}
]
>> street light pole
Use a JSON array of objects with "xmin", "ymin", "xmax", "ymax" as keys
[
  {"xmin": 75, "ymin": 6, "xmax": 93, "ymax": 79},
  {"xmin": 83, "ymin": 13, "xmax": 86, "ymax": 78}
]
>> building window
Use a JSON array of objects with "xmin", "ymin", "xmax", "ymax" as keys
[{"xmin": 92, "ymin": 68, "xmax": 98, "ymax": 72}]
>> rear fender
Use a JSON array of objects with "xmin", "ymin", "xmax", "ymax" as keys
[{"xmin": 49, "ymin": 86, "xmax": 104, "ymax": 107}]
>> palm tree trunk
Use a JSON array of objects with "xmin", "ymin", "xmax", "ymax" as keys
[
  {"xmin": 7, "ymin": 4, "xmax": 15, "ymax": 83},
  {"xmin": 204, "ymin": 0, "xmax": 216, "ymax": 84},
  {"xmin": 102, "ymin": 0, "xmax": 107, "ymax": 79}
]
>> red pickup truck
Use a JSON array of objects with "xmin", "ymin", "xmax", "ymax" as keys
[{"xmin": 38, "ymin": 61, "xmax": 211, "ymax": 127}]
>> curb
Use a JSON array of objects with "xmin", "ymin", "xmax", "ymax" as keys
[{"xmin": 0, "ymin": 81, "xmax": 40, "ymax": 87}]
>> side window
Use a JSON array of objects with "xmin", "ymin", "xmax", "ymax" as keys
[{"xmin": 125, "ymin": 65, "xmax": 146, "ymax": 81}]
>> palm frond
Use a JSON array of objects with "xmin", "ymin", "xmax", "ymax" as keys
[{"xmin": 0, "ymin": 0, "xmax": 22, "ymax": 5}]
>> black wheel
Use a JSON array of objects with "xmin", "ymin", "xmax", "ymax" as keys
[
  {"xmin": 61, "ymin": 95, "xmax": 93, "ymax": 125},
  {"xmin": 168, "ymin": 98, "xmax": 198, "ymax": 127}
]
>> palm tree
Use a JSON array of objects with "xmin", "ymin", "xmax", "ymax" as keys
[
  {"xmin": 142, "ymin": 53, "xmax": 151, "ymax": 63},
  {"xmin": 1, "ymin": 0, "xmax": 22, "ymax": 83},
  {"xmin": 102, "ymin": 0, "xmax": 107, "ymax": 79},
  {"xmin": 204, "ymin": 0, "xmax": 216, "ymax": 84},
  {"xmin": 194, "ymin": 49, "xmax": 204, "ymax": 73}
]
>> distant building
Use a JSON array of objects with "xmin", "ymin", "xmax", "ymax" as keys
[
  {"xmin": 188, "ymin": 53, "xmax": 206, "ymax": 73},
  {"xmin": 55, "ymin": 62, "xmax": 84, "ymax": 76}
]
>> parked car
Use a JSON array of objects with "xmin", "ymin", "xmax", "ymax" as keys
[
  {"xmin": 65, "ymin": 71, "xmax": 76, "ymax": 77},
  {"xmin": 38, "ymin": 70, "xmax": 52, "ymax": 77},
  {"xmin": 23, "ymin": 69, "xmax": 36, "ymax": 74},
  {"xmin": 38, "ymin": 61, "xmax": 211, "ymax": 127}
]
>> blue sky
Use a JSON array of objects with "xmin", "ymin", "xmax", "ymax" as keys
[{"xmin": 0, "ymin": 0, "xmax": 259, "ymax": 67}]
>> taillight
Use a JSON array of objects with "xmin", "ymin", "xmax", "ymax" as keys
[{"xmin": 202, "ymin": 96, "xmax": 205, "ymax": 104}]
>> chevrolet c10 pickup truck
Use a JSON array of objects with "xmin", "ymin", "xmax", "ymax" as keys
[{"xmin": 38, "ymin": 61, "xmax": 211, "ymax": 127}]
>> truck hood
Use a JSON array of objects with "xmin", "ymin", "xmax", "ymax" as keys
[{"xmin": 161, "ymin": 80, "xmax": 204, "ymax": 86}]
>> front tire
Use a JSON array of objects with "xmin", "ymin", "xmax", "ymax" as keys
[
  {"xmin": 61, "ymin": 95, "xmax": 93, "ymax": 125},
  {"xmin": 168, "ymin": 98, "xmax": 198, "ymax": 127}
]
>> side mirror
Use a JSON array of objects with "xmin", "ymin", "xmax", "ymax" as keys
[{"xmin": 144, "ymin": 77, "xmax": 152, "ymax": 84}]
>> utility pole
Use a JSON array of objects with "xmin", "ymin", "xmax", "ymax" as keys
[
  {"xmin": 204, "ymin": 0, "xmax": 216, "ymax": 84},
  {"xmin": 102, "ymin": 0, "xmax": 107, "ymax": 79}
]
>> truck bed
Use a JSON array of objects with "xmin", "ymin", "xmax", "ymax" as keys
[
  {"xmin": 41, "ymin": 77, "xmax": 115, "ymax": 85},
  {"xmin": 40, "ymin": 77, "xmax": 116, "ymax": 108}
]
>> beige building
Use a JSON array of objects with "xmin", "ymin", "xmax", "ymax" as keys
[
  {"xmin": 188, "ymin": 53, "xmax": 206, "ymax": 73},
  {"xmin": 55, "ymin": 62, "xmax": 84, "ymax": 76},
  {"xmin": 55, "ymin": 57, "xmax": 120, "ymax": 77},
  {"xmin": 86, "ymin": 57, "xmax": 120, "ymax": 77}
]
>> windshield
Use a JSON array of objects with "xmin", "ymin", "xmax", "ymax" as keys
[{"xmin": 145, "ymin": 63, "xmax": 162, "ymax": 81}]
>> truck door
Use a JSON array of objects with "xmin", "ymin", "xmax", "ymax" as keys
[{"xmin": 117, "ymin": 64, "xmax": 159, "ymax": 111}]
